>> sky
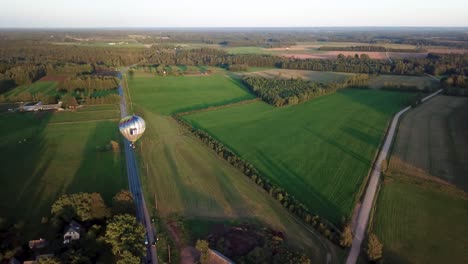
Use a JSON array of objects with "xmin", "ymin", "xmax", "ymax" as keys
[{"xmin": 0, "ymin": 0, "xmax": 467, "ymax": 28}]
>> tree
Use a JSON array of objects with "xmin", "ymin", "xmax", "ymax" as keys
[
  {"xmin": 112, "ymin": 190, "xmax": 135, "ymax": 216},
  {"xmin": 37, "ymin": 257, "xmax": 62, "ymax": 264},
  {"xmin": 61, "ymin": 94, "xmax": 78, "ymax": 108},
  {"xmin": 340, "ymin": 224, "xmax": 353, "ymax": 247},
  {"xmin": 195, "ymin": 239, "xmax": 210, "ymax": 264},
  {"xmin": 105, "ymin": 214, "xmax": 145, "ymax": 258},
  {"xmin": 367, "ymin": 233, "xmax": 383, "ymax": 262},
  {"xmin": 51, "ymin": 193, "xmax": 110, "ymax": 222},
  {"xmin": 117, "ymin": 251, "xmax": 140, "ymax": 264}
]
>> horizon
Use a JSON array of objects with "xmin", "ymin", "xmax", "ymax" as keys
[{"xmin": 2, "ymin": 0, "xmax": 468, "ymax": 28}]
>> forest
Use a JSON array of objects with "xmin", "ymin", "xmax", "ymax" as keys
[{"xmin": 242, "ymin": 74, "xmax": 371, "ymax": 106}]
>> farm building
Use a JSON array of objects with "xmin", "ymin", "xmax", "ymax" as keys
[{"xmin": 63, "ymin": 220, "xmax": 82, "ymax": 244}]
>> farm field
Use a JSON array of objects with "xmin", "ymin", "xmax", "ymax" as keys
[
  {"xmin": 183, "ymin": 89, "xmax": 416, "ymax": 224},
  {"xmin": 388, "ymin": 95, "xmax": 468, "ymax": 190},
  {"xmin": 369, "ymin": 75, "xmax": 440, "ymax": 90},
  {"xmin": 0, "ymin": 110, "xmax": 126, "ymax": 240},
  {"xmin": 372, "ymin": 95, "xmax": 468, "ymax": 263},
  {"xmin": 128, "ymin": 74, "xmax": 255, "ymax": 115},
  {"xmin": 240, "ymin": 69, "xmax": 356, "ymax": 83},
  {"xmin": 373, "ymin": 177, "xmax": 468, "ymax": 264},
  {"xmin": 128, "ymin": 81, "xmax": 343, "ymax": 262},
  {"xmin": 4, "ymin": 81, "xmax": 58, "ymax": 98}
]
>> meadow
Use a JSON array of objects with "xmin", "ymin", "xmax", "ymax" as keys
[
  {"xmin": 128, "ymin": 75, "xmax": 343, "ymax": 263},
  {"xmin": 4, "ymin": 81, "xmax": 58, "ymax": 97},
  {"xmin": 0, "ymin": 108, "xmax": 126, "ymax": 240},
  {"xmin": 240, "ymin": 69, "xmax": 356, "ymax": 83},
  {"xmin": 373, "ymin": 177, "xmax": 468, "ymax": 264},
  {"xmin": 127, "ymin": 74, "xmax": 255, "ymax": 114},
  {"xmin": 372, "ymin": 95, "xmax": 468, "ymax": 263},
  {"xmin": 183, "ymin": 89, "xmax": 415, "ymax": 224}
]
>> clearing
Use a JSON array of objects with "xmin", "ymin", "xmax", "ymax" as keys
[
  {"xmin": 240, "ymin": 69, "xmax": 355, "ymax": 83},
  {"xmin": 183, "ymin": 89, "xmax": 415, "ymax": 224}
]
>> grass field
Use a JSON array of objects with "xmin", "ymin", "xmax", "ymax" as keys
[
  {"xmin": 0, "ymin": 109, "xmax": 126, "ymax": 240},
  {"xmin": 4, "ymin": 81, "xmax": 58, "ymax": 97},
  {"xmin": 372, "ymin": 95, "xmax": 468, "ymax": 263},
  {"xmin": 128, "ymin": 74, "xmax": 255, "ymax": 114},
  {"xmin": 183, "ymin": 89, "xmax": 415, "ymax": 224},
  {"xmin": 128, "ymin": 75, "xmax": 343, "ymax": 263},
  {"xmin": 373, "ymin": 176, "xmax": 468, "ymax": 264},
  {"xmin": 369, "ymin": 75, "xmax": 440, "ymax": 90},
  {"xmin": 240, "ymin": 69, "xmax": 356, "ymax": 83}
]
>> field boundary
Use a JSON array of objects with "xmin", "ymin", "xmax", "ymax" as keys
[{"xmin": 175, "ymin": 98, "xmax": 260, "ymax": 116}]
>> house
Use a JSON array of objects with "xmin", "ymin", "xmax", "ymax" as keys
[
  {"xmin": 28, "ymin": 238, "xmax": 48, "ymax": 250},
  {"xmin": 63, "ymin": 220, "xmax": 82, "ymax": 244}
]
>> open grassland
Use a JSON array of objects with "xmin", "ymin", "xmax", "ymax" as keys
[
  {"xmin": 373, "ymin": 176, "xmax": 468, "ymax": 264},
  {"xmin": 129, "ymin": 78, "xmax": 343, "ymax": 263},
  {"xmin": 0, "ymin": 110, "xmax": 126, "ymax": 239},
  {"xmin": 128, "ymin": 74, "xmax": 255, "ymax": 115},
  {"xmin": 183, "ymin": 89, "xmax": 415, "ymax": 224},
  {"xmin": 369, "ymin": 75, "xmax": 440, "ymax": 90},
  {"xmin": 241, "ymin": 69, "xmax": 356, "ymax": 83},
  {"xmin": 4, "ymin": 81, "xmax": 58, "ymax": 97},
  {"xmin": 389, "ymin": 95, "xmax": 468, "ymax": 190}
]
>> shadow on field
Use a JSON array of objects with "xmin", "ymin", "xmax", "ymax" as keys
[
  {"xmin": 254, "ymin": 149, "xmax": 343, "ymax": 224},
  {"xmin": 338, "ymin": 89, "xmax": 411, "ymax": 115},
  {"xmin": 0, "ymin": 112, "xmax": 53, "ymax": 238},
  {"xmin": 66, "ymin": 121, "xmax": 126, "ymax": 204}
]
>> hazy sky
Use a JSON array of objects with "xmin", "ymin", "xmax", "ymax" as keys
[{"xmin": 1, "ymin": 0, "xmax": 467, "ymax": 28}]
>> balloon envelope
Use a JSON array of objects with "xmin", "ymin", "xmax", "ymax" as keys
[{"xmin": 119, "ymin": 115, "xmax": 146, "ymax": 143}]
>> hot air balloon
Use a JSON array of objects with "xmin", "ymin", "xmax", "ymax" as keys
[{"xmin": 119, "ymin": 115, "xmax": 146, "ymax": 148}]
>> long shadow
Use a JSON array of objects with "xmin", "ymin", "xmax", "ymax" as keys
[
  {"xmin": 66, "ymin": 121, "xmax": 127, "ymax": 204},
  {"xmin": 0, "ymin": 111, "xmax": 53, "ymax": 240}
]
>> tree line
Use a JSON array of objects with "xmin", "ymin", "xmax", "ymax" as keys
[
  {"xmin": 57, "ymin": 76, "xmax": 119, "ymax": 93},
  {"xmin": 173, "ymin": 114, "xmax": 342, "ymax": 245},
  {"xmin": 318, "ymin": 45, "xmax": 427, "ymax": 53},
  {"xmin": 242, "ymin": 74, "xmax": 370, "ymax": 106}
]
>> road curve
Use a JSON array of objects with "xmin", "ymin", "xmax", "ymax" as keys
[
  {"xmin": 345, "ymin": 89, "xmax": 443, "ymax": 264},
  {"xmin": 118, "ymin": 70, "xmax": 158, "ymax": 264}
]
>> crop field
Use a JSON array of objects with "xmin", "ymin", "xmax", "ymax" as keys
[
  {"xmin": 128, "ymin": 76, "xmax": 343, "ymax": 262},
  {"xmin": 183, "ymin": 89, "xmax": 415, "ymax": 224},
  {"xmin": 241, "ymin": 69, "xmax": 356, "ymax": 83},
  {"xmin": 0, "ymin": 110, "xmax": 126, "ymax": 239},
  {"xmin": 373, "ymin": 177, "xmax": 468, "ymax": 263},
  {"xmin": 388, "ymin": 95, "xmax": 468, "ymax": 190},
  {"xmin": 4, "ymin": 81, "xmax": 58, "ymax": 97},
  {"xmin": 373, "ymin": 95, "xmax": 468, "ymax": 263},
  {"xmin": 369, "ymin": 75, "xmax": 440, "ymax": 90},
  {"xmin": 128, "ymin": 74, "xmax": 255, "ymax": 114}
]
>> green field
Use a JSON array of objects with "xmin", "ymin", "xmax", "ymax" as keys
[
  {"xmin": 0, "ymin": 110, "xmax": 126, "ymax": 239},
  {"xmin": 4, "ymin": 81, "xmax": 58, "ymax": 97},
  {"xmin": 128, "ymin": 75, "xmax": 343, "ymax": 263},
  {"xmin": 224, "ymin": 46, "xmax": 272, "ymax": 55},
  {"xmin": 373, "ymin": 177, "xmax": 468, "ymax": 264},
  {"xmin": 183, "ymin": 89, "xmax": 415, "ymax": 224},
  {"xmin": 128, "ymin": 74, "xmax": 255, "ymax": 114}
]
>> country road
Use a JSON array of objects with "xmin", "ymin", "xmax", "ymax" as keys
[
  {"xmin": 345, "ymin": 89, "xmax": 443, "ymax": 264},
  {"xmin": 118, "ymin": 69, "xmax": 158, "ymax": 264}
]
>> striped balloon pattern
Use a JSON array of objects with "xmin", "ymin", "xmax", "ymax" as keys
[{"xmin": 118, "ymin": 115, "xmax": 146, "ymax": 143}]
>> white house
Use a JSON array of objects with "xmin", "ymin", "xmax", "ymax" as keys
[{"xmin": 63, "ymin": 220, "xmax": 82, "ymax": 244}]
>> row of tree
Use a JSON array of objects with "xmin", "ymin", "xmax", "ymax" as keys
[
  {"xmin": 242, "ymin": 74, "xmax": 370, "ymax": 106},
  {"xmin": 173, "ymin": 115, "xmax": 341, "ymax": 244},
  {"xmin": 57, "ymin": 76, "xmax": 119, "ymax": 93},
  {"xmin": 318, "ymin": 45, "xmax": 427, "ymax": 53}
]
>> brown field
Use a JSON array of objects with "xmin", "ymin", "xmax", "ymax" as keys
[
  {"xmin": 388, "ymin": 95, "xmax": 468, "ymax": 191},
  {"xmin": 427, "ymin": 48, "xmax": 467, "ymax": 54},
  {"xmin": 369, "ymin": 75, "xmax": 440, "ymax": 90},
  {"xmin": 39, "ymin": 75, "xmax": 70, "ymax": 82},
  {"xmin": 241, "ymin": 69, "xmax": 355, "ymax": 82}
]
